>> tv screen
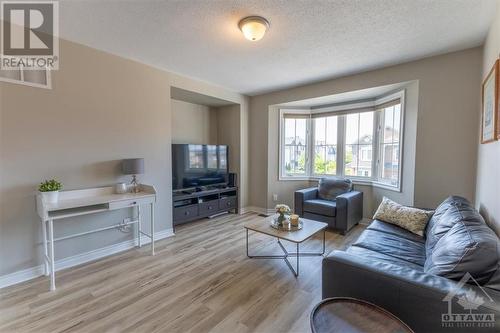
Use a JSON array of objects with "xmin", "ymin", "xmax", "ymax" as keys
[{"xmin": 172, "ymin": 144, "xmax": 229, "ymax": 191}]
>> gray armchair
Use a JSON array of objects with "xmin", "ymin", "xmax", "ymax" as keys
[{"xmin": 294, "ymin": 177, "xmax": 363, "ymax": 234}]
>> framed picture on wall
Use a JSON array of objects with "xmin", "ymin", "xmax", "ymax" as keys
[{"xmin": 481, "ymin": 59, "xmax": 499, "ymax": 144}]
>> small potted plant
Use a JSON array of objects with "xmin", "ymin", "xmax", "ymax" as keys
[
  {"xmin": 38, "ymin": 179, "xmax": 62, "ymax": 204},
  {"xmin": 274, "ymin": 204, "xmax": 291, "ymax": 227}
]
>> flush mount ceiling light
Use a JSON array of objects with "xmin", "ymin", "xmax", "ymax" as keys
[{"xmin": 238, "ymin": 16, "xmax": 270, "ymax": 41}]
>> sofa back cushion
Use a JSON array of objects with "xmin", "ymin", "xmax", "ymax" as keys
[
  {"xmin": 424, "ymin": 196, "xmax": 470, "ymax": 249},
  {"xmin": 317, "ymin": 177, "xmax": 352, "ymax": 201},
  {"xmin": 424, "ymin": 196, "xmax": 500, "ymax": 288}
]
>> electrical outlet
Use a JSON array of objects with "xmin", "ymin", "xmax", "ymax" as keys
[{"xmin": 273, "ymin": 194, "xmax": 278, "ymax": 201}]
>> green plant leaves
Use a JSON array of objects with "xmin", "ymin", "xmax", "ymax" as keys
[{"xmin": 38, "ymin": 179, "xmax": 62, "ymax": 192}]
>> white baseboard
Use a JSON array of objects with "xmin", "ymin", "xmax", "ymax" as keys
[
  {"xmin": 0, "ymin": 228, "xmax": 174, "ymax": 289},
  {"xmin": 240, "ymin": 206, "xmax": 268, "ymax": 215}
]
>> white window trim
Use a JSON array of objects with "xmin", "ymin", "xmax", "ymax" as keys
[
  {"xmin": 0, "ymin": 65, "xmax": 52, "ymax": 89},
  {"xmin": 279, "ymin": 108, "xmax": 311, "ymax": 180},
  {"xmin": 278, "ymin": 90, "xmax": 405, "ymax": 192}
]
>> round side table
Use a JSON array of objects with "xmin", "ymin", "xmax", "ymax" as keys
[{"xmin": 310, "ymin": 297, "xmax": 414, "ymax": 333}]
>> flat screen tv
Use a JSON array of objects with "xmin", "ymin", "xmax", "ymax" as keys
[{"xmin": 172, "ymin": 144, "xmax": 229, "ymax": 191}]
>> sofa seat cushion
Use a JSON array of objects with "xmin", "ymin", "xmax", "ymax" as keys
[
  {"xmin": 424, "ymin": 200, "xmax": 500, "ymax": 287},
  {"xmin": 346, "ymin": 245, "xmax": 425, "ymax": 271},
  {"xmin": 352, "ymin": 229, "xmax": 426, "ymax": 266},
  {"xmin": 368, "ymin": 220, "xmax": 425, "ymax": 244},
  {"xmin": 303, "ymin": 199, "xmax": 336, "ymax": 217}
]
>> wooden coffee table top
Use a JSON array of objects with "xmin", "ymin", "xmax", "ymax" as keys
[
  {"xmin": 310, "ymin": 297, "xmax": 414, "ymax": 333},
  {"xmin": 244, "ymin": 216, "xmax": 327, "ymax": 243}
]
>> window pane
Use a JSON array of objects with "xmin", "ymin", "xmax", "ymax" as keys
[
  {"xmin": 344, "ymin": 112, "xmax": 374, "ymax": 178},
  {"xmin": 357, "ymin": 144, "xmax": 372, "ymax": 177},
  {"xmin": 383, "ymin": 106, "xmax": 394, "ymax": 143},
  {"xmin": 282, "ymin": 114, "xmax": 309, "ymax": 177},
  {"xmin": 284, "ymin": 118, "xmax": 295, "ymax": 144},
  {"xmin": 314, "ymin": 117, "xmax": 326, "ymax": 145},
  {"xmin": 296, "ymin": 118, "xmax": 307, "ymax": 146},
  {"xmin": 325, "ymin": 145, "xmax": 337, "ymax": 175},
  {"xmin": 359, "ymin": 112, "xmax": 374, "ymax": 144},
  {"xmin": 314, "ymin": 146, "xmax": 326, "ymax": 174},
  {"xmin": 344, "ymin": 144, "xmax": 356, "ymax": 176},
  {"xmin": 393, "ymin": 104, "xmax": 401, "ymax": 143},
  {"xmin": 284, "ymin": 146, "xmax": 293, "ymax": 174},
  {"xmin": 296, "ymin": 146, "xmax": 306, "ymax": 174},
  {"xmin": 345, "ymin": 113, "xmax": 359, "ymax": 144},
  {"xmin": 326, "ymin": 116, "xmax": 338, "ymax": 144},
  {"xmin": 380, "ymin": 143, "xmax": 399, "ymax": 185}
]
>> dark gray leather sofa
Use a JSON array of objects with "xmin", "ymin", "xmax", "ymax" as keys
[
  {"xmin": 294, "ymin": 178, "xmax": 363, "ymax": 234},
  {"xmin": 323, "ymin": 196, "xmax": 500, "ymax": 332}
]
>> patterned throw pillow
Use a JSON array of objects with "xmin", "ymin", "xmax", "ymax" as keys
[{"xmin": 373, "ymin": 197, "xmax": 433, "ymax": 236}]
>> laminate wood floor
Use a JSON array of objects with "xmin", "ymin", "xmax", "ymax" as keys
[{"xmin": 0, "ymin": 213, "xmax": 364, "ymax": 333}]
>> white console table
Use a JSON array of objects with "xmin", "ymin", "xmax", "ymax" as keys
[{"xmin": 36, "ymin": 185, "xmax": 156, "ymax": 291}]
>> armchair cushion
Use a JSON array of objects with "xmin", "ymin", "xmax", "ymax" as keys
[
  {"xmin": 303, "ymin": 199, "xmax": 336, "ymax": 217},
  {"xmin": 317, "ymin": 177, "xmax": 352, "ymax": 201}
]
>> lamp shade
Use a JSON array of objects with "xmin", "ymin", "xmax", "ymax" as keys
[{"xmin": 122, "ymin": 158, "xmax": 144, "ymax": 175}]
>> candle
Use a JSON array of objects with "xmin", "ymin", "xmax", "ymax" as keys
[{"xmin": 290, "ymin": 214, "xmax": 299, "ymax": 226}]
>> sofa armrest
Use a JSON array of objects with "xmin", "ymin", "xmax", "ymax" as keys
[
  {"xmin": 335, "ymin": 190, "xmax": 363, "ymax": 233},
  {"xmin": 294, "ymin": 187, "xmax": 318, "ymax": 216},
  {"xmin": 323, "ymin": 251, "xmax": 500, "ymax": 332}
]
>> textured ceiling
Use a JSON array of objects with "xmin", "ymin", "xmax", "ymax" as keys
[{"xmin": 59, "ymin": 0, "xmax": 497, "ymax": 95}]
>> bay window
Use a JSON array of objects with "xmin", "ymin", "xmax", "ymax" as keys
[{"xmin": 279, "ymin": 91, "xmax": 404, "ymax": 191}]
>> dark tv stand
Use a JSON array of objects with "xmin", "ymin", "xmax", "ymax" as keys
[{"xmin": 172, "ymin": 186, "xmax": 238, "ymax": 227}]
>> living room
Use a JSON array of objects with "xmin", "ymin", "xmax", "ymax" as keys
[{"xmin": 1, "ymin": 1, "xmax": 499, "ymax": 332}]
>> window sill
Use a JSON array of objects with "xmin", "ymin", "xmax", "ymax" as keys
[{"xmin": 278, "ymin": 175, "xmax": 401, "ymax": 192}]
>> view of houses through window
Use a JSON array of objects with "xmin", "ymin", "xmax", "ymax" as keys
[{"xmin": 280, "ymin": 97, "xmax": 403, "ymax": 189}]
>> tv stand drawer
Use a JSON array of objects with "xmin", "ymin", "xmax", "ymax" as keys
[
  {"xmin": 173, "ymin": 204, "xmax": 198, "ymax": 222},
  {"xmin": 199, "ymin": 200, "xmax": 218, "ymax": 215},
  {"xmin": 219, "ymin": 196, "xmax": 237, "ymax": 210}
]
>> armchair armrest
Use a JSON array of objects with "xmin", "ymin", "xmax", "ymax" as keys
[
  {"xmin": 335, "ymin": 190, "xmax": 363, "ymax": 233},
  {"xmin": 294, "ymin": 187, "xmax": 318, "ymax": 216},
  {"xmin": 323, "ymin": 251, "xmax": 500, "ymax": 332}
]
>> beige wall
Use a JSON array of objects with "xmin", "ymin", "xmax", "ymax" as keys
[
  {"xmin": 476, "ymin": 4, "xmax": 500, "ymax": 236},
  {"xmin": 249, "ymin": 48, "xmax": 482, "ymax": 213},
  {"xmin": 0, "ymin": 39, "xmax": 248, "ymax": 277},
  {"xmin": 171, "ymin": 99, "xmax": 217, "ymax": 144}
]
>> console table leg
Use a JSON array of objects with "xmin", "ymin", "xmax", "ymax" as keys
[
  {"xmin": 42, "ymin": 220, "xmax": 49, "ymax": 276},
  {"xmin": 48, "ymin": 219, "xmax": 56, "ymax": 291},
  {"xmin": 137, "ymin": 205, "xmax": 142, "ymax": 248},
  {"xmin": 150, "ymin": 203, "xmax": 155, "ymax": 256}
]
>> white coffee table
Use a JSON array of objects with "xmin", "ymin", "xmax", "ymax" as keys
[{"xmin": 244, "ymin": 216, "xmax": 328, "ymax": 276}]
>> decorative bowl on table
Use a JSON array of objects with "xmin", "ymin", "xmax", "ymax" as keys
[{"xmin": 270, "ymin": 217, "xmax": 303, "ymax": 231}]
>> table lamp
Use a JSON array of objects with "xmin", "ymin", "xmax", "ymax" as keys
[{"xmin": 122, "ymin": 158, "xmax": 144, "ymax": 193}]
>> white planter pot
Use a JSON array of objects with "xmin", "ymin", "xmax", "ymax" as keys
[{"xmin": 41, "ymin": 191, "xmax": 59, "ymax": 204}]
